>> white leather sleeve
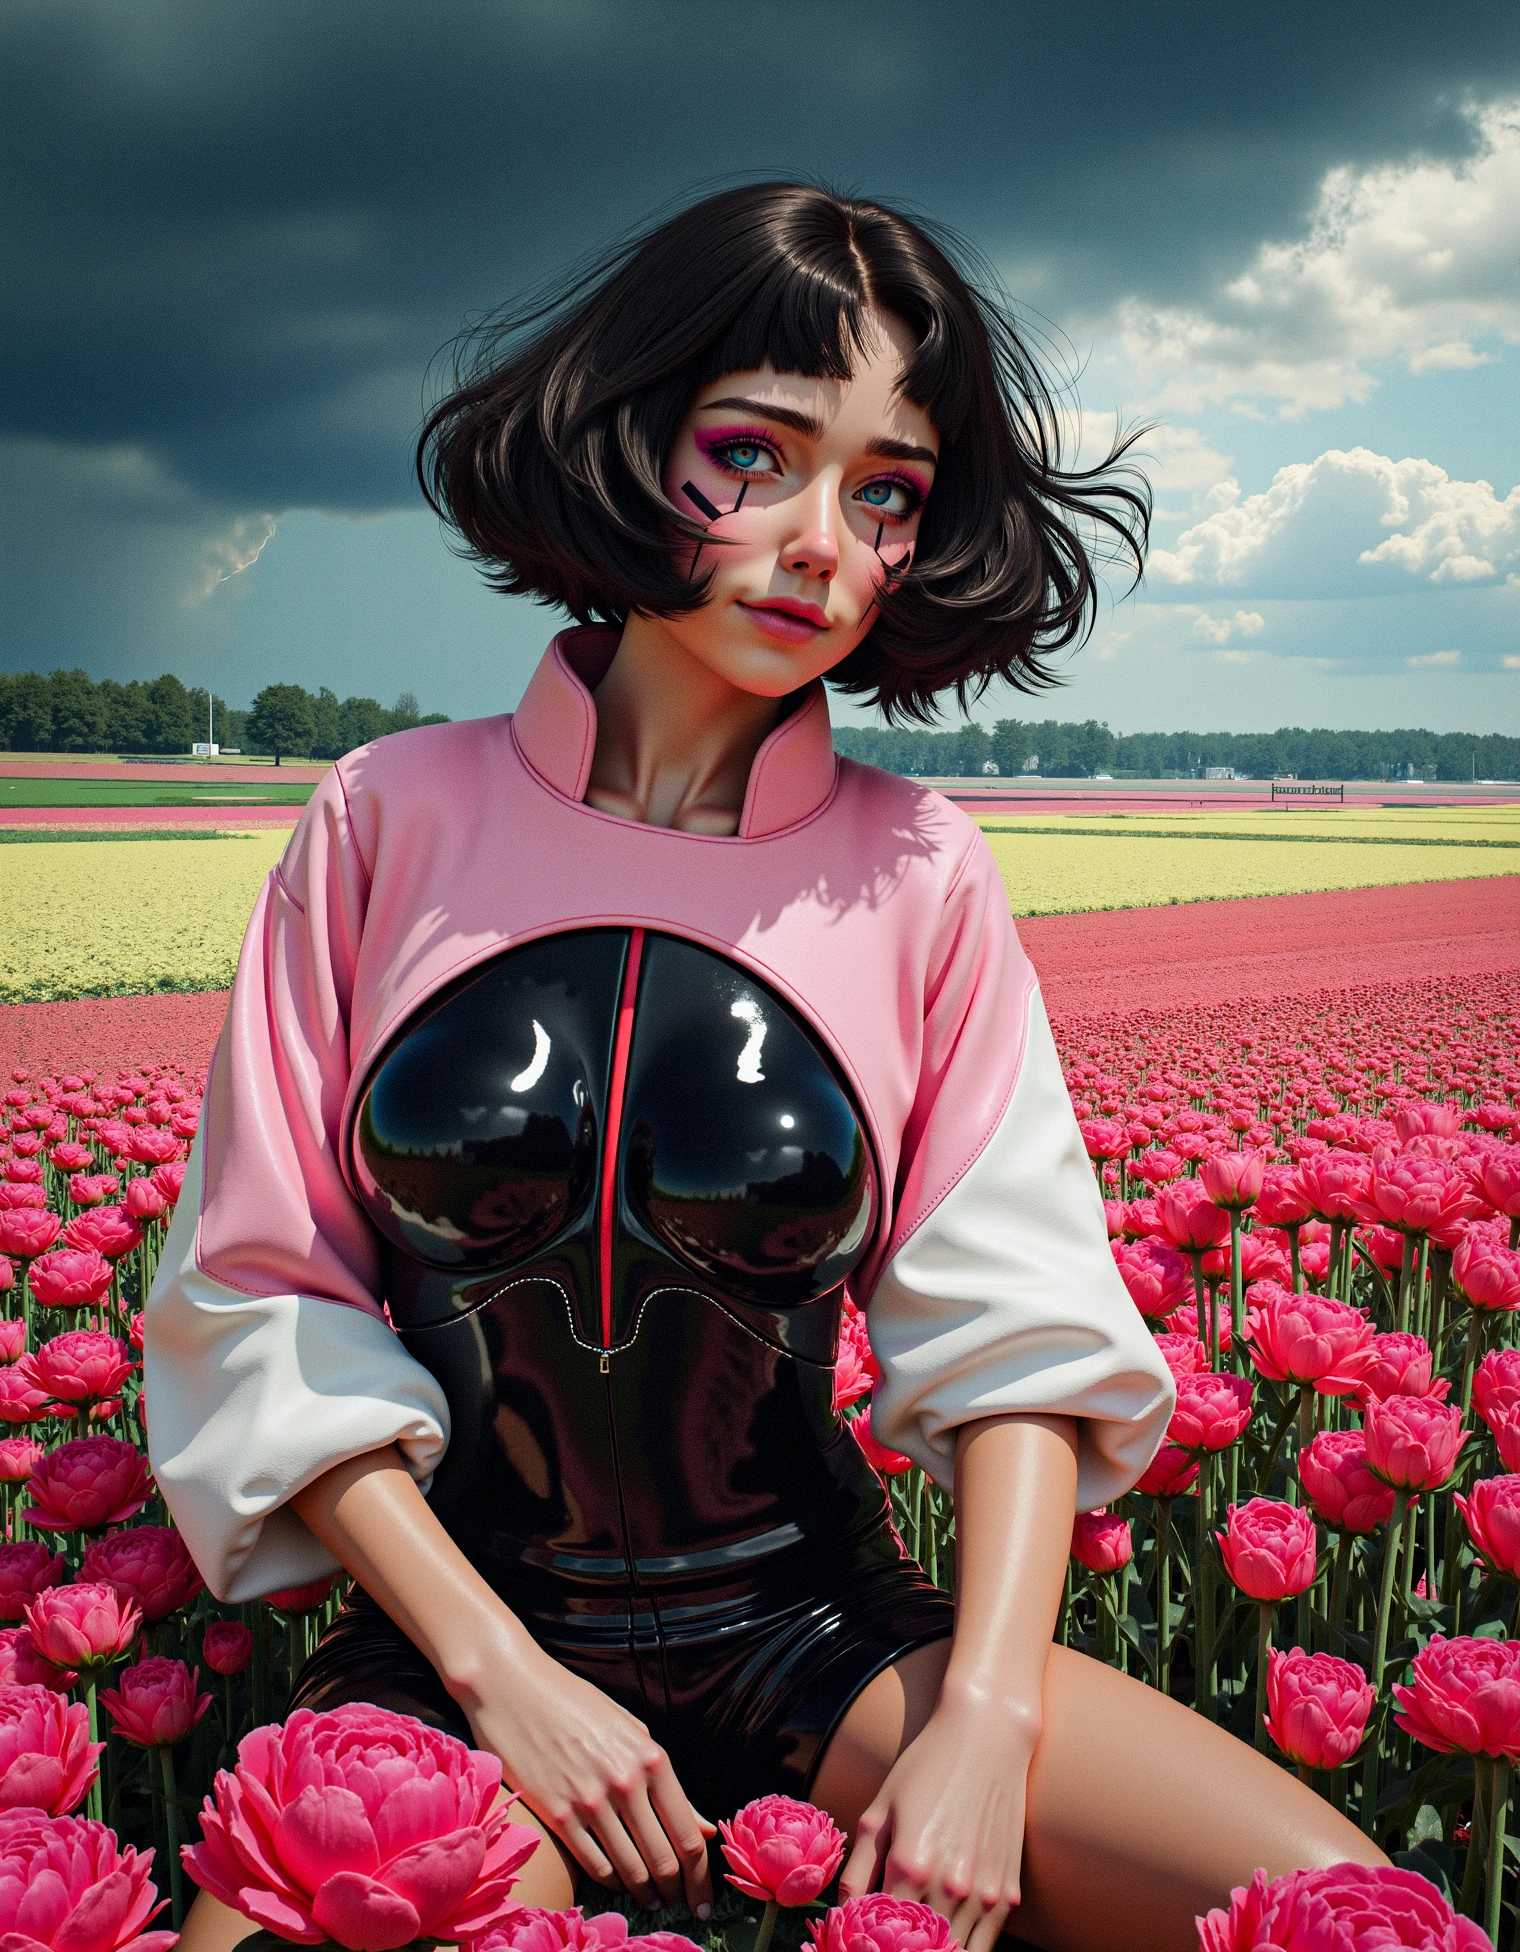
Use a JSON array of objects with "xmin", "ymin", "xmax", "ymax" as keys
[
  {"xmin": 866, "ymin": 986, "xmax": 1174, "ymax": 1509},
  {"xmin": 144, "ymin": 1135, "xmax": 451, "ymax": 1603}
]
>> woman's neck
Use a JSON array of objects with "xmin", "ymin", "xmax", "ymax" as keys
[{"xmin": 583, "ymin": 617, "xmax": 787, "ymax": 834}]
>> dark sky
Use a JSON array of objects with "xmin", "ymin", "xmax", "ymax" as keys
[{"xmin": 5, "ymin": 1, "xmax": 1519, "ymax": 731}]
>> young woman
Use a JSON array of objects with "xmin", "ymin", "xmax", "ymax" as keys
[{"xmin": 149, "ymin": 184, "xmax": 1382, "ymax": 1952}]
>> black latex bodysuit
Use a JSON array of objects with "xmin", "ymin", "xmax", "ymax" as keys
[{"xmin": 293, "ymin": 927, "xmax": 954, "ymax": 1809}]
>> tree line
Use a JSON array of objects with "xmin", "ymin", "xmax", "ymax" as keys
[
  {"xmin": 0, "ymin": 670, "xmax": 448, "ymax": 761},
  {"xmin": 831, "ymin": 720, "xmax": 1519, "ymax": 782}
]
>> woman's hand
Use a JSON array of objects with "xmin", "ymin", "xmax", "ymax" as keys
[
  {"xmin": 454, "ymin": 1639, "xmax": 716, "ymax": 1915},
  {"xmin": 289, "ymin": 1448, "xmax": 714, "ymax": 1915},
  {"xmin": 838, "ymin": 1686, "xmax": 1040, "ymax": 1952}
]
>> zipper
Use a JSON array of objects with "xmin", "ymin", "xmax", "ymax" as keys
[{"xmin": 596, "ymin": 926, "xmax": 645, "ymax": 1349}]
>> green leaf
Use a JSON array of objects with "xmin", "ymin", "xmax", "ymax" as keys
[{"xmin": 1393, "ymin": 1846, "xmax": 1452, "ymax": 1900}]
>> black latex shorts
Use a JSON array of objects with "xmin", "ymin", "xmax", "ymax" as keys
[{"xmin": 290, "ymin": 1519, "xmax": 954, "ymax": 1818}]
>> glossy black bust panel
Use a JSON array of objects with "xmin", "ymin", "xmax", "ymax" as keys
[{"xmin": 348, "ymin": 927, "xmax": 887, "ymax": 1603}]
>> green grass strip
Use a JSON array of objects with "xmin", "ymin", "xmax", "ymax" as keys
[{"xmin": 0, "ymin": 828, "xmax": 245, "ymax": 844}]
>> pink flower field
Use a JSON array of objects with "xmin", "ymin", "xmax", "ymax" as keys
[{"xmin": 0, "ymin": 869, "xmax": 1517, "ymax": 1946}]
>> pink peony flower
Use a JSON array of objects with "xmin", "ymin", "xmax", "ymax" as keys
[
  {"xmin": 1156, "ymin": 1180, "xmax": 1231, "ymax": 1254},
  {"xmin": 1352, "ymin": 1331, "xmax": 1448, "ymax": 1404},
  {"xmin": 0, "ymin": 1364, "xmax": 52, "ymax": 1425},
  {"xmin": 0, "ymin": 1435, "xmax": 44, "ymax": 1483},
  {"xmin": 149, "ymin": 1160, "xmax": 186, "ymax": 1206},
  {"xmin": 1452, "ymin": 1233, "xmax": 1520, "ymax": 1313},
  {"xmin": 1393, "ymin": 1633, "xmax": 1520, "ymax": 1761},
  {"xmin": 1242, "ymin": 1286, "xmax": 1373, "ymax": 1395},
  {"xmin": 0, "ymin": 1319, "xmax": 24, "ymax": 1364},
  {"xmin": 1070, "ymin": 1509, "xmax": 1134, "ymax": 1574},
  {"xmin": 1198, "ymin": 1863, "xmax": 1487, "ymax": 1952},
  {"xmin": 1361, "ymin": 1394, "xmax": 1467, "ymax": 1494},
  {"xmin": 809, "ymin": 1895, "xmax": 956, "ymax": 1952},
  {"xmin": 0, "ymin": 1625, "xmax": 77, "ymax": 1690},
  {"xmin": 1290, "ymin": 1153, "xmax": 1369, "ymax": 1225},
  {"xmin": 1217, "ymin": 1499, "xmax": 1318, "ymax": 1603},
  {"xmin": 0, "ymin": 1207, "xmax": 62, "ymax": 1261},
  {"xmin": 1262, "ymin": 1649, "xmax": 1374, "ymax": 1772},
  {"xmin": 184, "ymin": 1702, "xmax": 542, "ymax": 1950},
  {"xmin": 1167, "ymin": 1372, "xmax": 1253, "ymax": 1455},
  {"xmin": 82, "ymin": 1524, "xmax": 204, "ymax": 1623},
  {"xmin": 67, "ymin": 1174, "xmax": 120, "ymax": 1209},
  {"xmin": 26, "ymin": 1247, "xmax": 112, "ymax": 1312},
  {"xmin": 470, "ymin": 1909, "xmax": 631, "ymax": 1952},
  {"xmin": 201, "ymin": 1620, "xmax": 254, "ymax": 1675},
  {"xmin": 0, "ymin": 1682, "xmax": 103, "ymax": 1814},
  {"xmin": 1200, "ymin": 1150, "xmax": 1265, "ymax": 1211},
  {"xmin": 1297, "ymin": 1431, "xmax": 1395, "ymax": 1536},
  {"xmin": 25, "ymin": 1435, "xmax": 153, "ymax": 1533},
  {"xmin": 0, "ymin": 1540, "xmax": 66, "ymax": 1622},
  {"xmin": 1152, "ymin": 1332, "xmax": 1209, "ymax": 1377},
  {"xmin": 1254, "ymin": 1168, "xmax": 1311, "ymax": 1229},
  {"xmin": 849, "ymin": 1407, "xmax": 913, "ymax": 1476},
  {"xmin": 831, "ymin": 1302, "xmax": 879, "ymax": 1413},
  {"xmin": 62, "ymin": 1205, "xmax": 144, "ymax": 1263},
  {"xmin": 1351, "ymin": 1156, "xmax": 1481, "ymax": 1240},
  {"xmin": 20, "ymin": 1331, "xmax": 134, "ymax": 1408},
  {"xmin": 0, "ymin": 1806, "xmax": 176, "ymax": 1952},
  {"xmin": 99, "ymin": 1656, "xmax": 211, "ymax": 1748},
  {"xmin": 1134, "ymin": 1442, "xmax": 1200, "ymax": 1498},
  {"xmin": 1111, "ymin": 1236, "xmax": 1193, "ymax": 1318},
  {"xmin": 123, "ymin": 1177, "xmax": 170, "ymax": 1223},
  {"xmin": 1474, "ymin": 1346, "xmax": 1520, "ymax": 1434},
  {"xmin": 718, "ymin": 1794, "xmax": 847, "ymax": 1906},
  {"xmin": 264, "ymin": 1572, "xmax": 340, "ymax": 1614},
  {"xmin": 23, "ymin": 1582, "xmax": 141, "ymax": 1675},
  {"xmin": 1453, "ymin": 1475, "xmax": 1520, "ymax": 1581}
]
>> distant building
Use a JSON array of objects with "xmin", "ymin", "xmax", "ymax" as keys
[
  {"xmin": 981, "ymin": 759, "xmax": 999, "ymax": 775},
  {"xmin": 1022, "ymin": 755, "xmax": 1040, "ymax": 773},
  {"xmin": 1204, "ymin": 766, "xmax": 1237, "ymax": 780},
  {"xmin": 192, "ymin": 742, "xmax": 220, "ymax": 757}
]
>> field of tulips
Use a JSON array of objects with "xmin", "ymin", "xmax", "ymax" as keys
[{"xmin": 2, "ymin": 960, "xmax": 1520, "ymax": 1947}]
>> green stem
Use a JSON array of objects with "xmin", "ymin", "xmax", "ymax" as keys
[
  {"xmin": 1461, "ymin": 1310, "xmax": 1487, "ymax": 1420},
  {"xmin": 1228, "ymin": 1211, "xmax": 1244, "ymax": 1373},
  {"xmin": 159, "ymin": 1744, "xmax": 184, "ymax": 1929},
  {"xmin": 1254, "ymin": 1602, "xmax": 1272, "ymax": 1753},
  {"xmin": 1329, "ymin": 1530, "xmax": 1354, "ymax": 1654},
  {"xmin": 83, "ymin": 1677, "xmax": 102, "ymax": 1822},
  {"xmin": 1486, "ymin": 1756, "xmax": 1510, "ymax": 1945},
  {"xmin": 1295, "ymin": 1393, "xmax": 1315, "ymax": 1650},
  {"xmin": 1289, "ymin": 1225, "xmax": 1303, "ymax": 1297},
  {"xmin": 1155, "ymin": 1497, "xmax": 1172, "ymax": 1694},
  {"xmin": 752, "ymin": 1900, "xmax": 780, "ymax": 1952},
  {"xmin": 1192, "ymin": 1258, "xmax": 1213, "ymax": 1366},
  {"xmin": 1396, "ymin": 1234, "xmax": 1416, "ymax": 1334},
  {"xmin": 1460, "ymin": 1756, "xmax": 1490, "ymax": 1922},
  {"xmin": 1361, "ymin": 1492, "xmax": 1409, "ymax": 1836},
  {"xmin": 1196, "ymin": 1455, "xmax": 1216, "ymax": 1721}
]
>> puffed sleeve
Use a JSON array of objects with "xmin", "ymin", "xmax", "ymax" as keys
[
  {"xmin": 144, "ymin": 769, "xmax": 449, "ymax": 1603},
  {"xmin": 861, "ymin": 832, "xmax": 1173, "ymax": 1510}
]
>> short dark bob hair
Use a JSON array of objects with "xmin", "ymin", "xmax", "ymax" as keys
[{"xmin": 418, "ymin": 183, "xmax": 1149, "ymax": 724}]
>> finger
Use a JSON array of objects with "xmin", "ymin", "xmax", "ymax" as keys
[
  {"xmin": 647, "ymin": 1761, "xmax": 716, "ymax": 1917},
  {"xmin": 557, "ymin": 1815, "xmax": 617, "ymax": 1889},
  {"xmin": 883, "ymin": 1839, "xmax": 933, "ymax": 1902},
  {"xmin": 615, "ymin": 1781, "xmax": 686, "ymax": 1908},
  {"xmin": 591, "ymin": 1804, "xmax": 661, "ymax": 1908},
  {"xmin": 838, "ymin": 1806, "xmax": 889, "ymax": 1899},
  {"xmin": 965, "ymin": 1903, "xmax": 1011, "ymax": 1952}
]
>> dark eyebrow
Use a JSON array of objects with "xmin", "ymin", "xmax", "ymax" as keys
[{"xmin": 699, "ymin": 396, "xmax": 937, "ymax": 470}]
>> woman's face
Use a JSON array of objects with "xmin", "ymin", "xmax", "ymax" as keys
[{"xmin": 658, "ymin": 308, "xmax": 938, "ymax": 698}]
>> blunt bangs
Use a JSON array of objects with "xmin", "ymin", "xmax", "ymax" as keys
[{"xmin": 417, "ymin": 183, "xmax": 1149, "ymax": 723}]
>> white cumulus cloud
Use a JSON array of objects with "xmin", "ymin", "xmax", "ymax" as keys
[
  {"xmin": 1147, "ymin": 447, "xmax": 1520, "ymax": 595},
  {"xmin": 1112, "ymin": 97, "xmax": 1520, "ymax": 417},
  {"xmin": 1191, "ymin": 608, "xmax": 1265, "ymax": 644}
]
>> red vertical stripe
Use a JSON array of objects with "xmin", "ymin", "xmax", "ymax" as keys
[{"xmin": 598, "ymin": 927, "xmax": 644, "ymax": 1347}]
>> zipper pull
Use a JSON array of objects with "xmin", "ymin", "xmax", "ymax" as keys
[{"xmin": 599, "ymin": 1353, "xmax": 610, "ymax": 1375}]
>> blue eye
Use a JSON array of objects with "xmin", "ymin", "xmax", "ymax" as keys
[
  {"xmin": 726, "ymin": 444, "xmax": 765, "ymax": 470},
  {"xmin": 860, "ymin": 481, "xmax": 894, "ymax": 507}
]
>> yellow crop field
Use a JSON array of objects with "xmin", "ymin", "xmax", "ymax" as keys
[
  {"xmin": 982, "ymin": 828, "xmax": 1517, "ymax": 917},
  {"xmin": 0, "ymin": 833, "xmax": 285, "ymax": 1002},
  {"xmin": 976, "ymin": 805, "xmax": 1520, "ymax": 847}
]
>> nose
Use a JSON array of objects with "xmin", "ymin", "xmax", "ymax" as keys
[{"xmin": 779, "ymin": 475, "xmax": 839, "ymax": 582}]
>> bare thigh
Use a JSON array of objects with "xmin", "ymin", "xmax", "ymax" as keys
[
  {"xmin": 173, "ymin": 1794, "xmax": 579, "ymax": 1952},
  {"xmin": 811, "ymin": 1640, "xmax": 1386, "ymax": 1952}
]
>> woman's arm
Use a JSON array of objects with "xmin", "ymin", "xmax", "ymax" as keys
[
  {"xmin": 289, "ymin": 1446, "xmax": 716, "ymax": 1915},
  {"xmin": 837, "ymin": 1410, "xmax": 1078, "ymax": 1949}
]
